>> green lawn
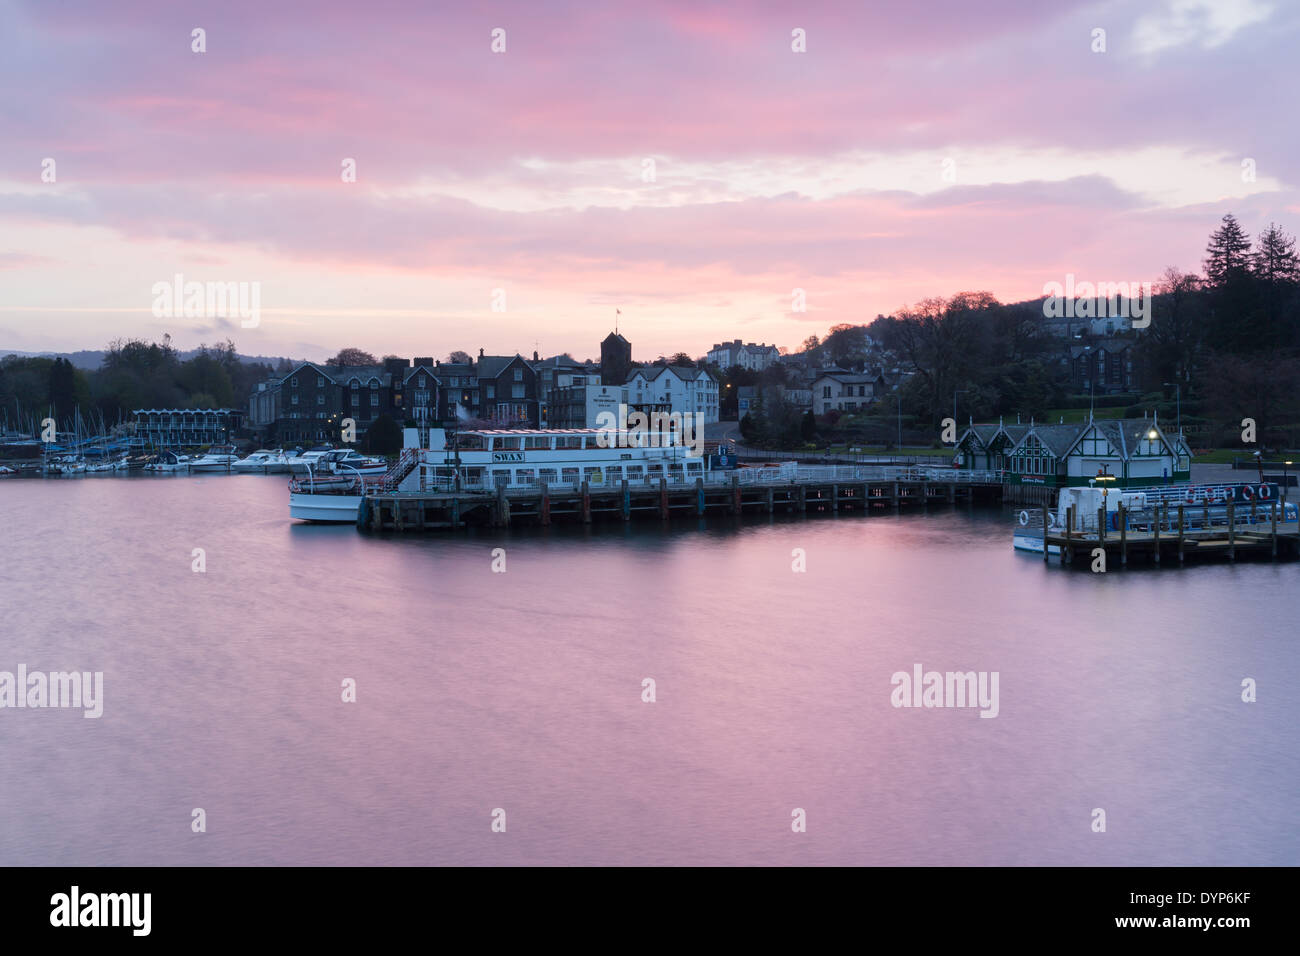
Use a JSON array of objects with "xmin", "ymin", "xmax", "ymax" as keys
[
  {"xmin": 826, "ymin": 444, "xmax": 956, "ymax": 458},
  {"xmin": 1192, "ymin": 448, "xmax": 1276, "ymax": 464}
]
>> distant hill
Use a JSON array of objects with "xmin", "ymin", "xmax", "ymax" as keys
[{"xmin": 0, "ymin": 349, "xmax": 302, "ymax": 370}]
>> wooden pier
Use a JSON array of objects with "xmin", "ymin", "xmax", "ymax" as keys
[{"xmin": 356, "ymin": 474, "xmax": 1000, "ymax": 532}]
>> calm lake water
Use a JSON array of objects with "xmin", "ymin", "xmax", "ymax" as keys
[{"xmin": 1, "ymin": 473, "xmax": 1296, "ymax": 866}]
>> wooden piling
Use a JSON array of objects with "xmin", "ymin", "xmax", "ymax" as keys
[
  {"xmin": 496, "ymin": 483, "xmax": 511, "ymax": 527},
  {"xmin": 1153, "ymin": 502, "xmax": 1162, "ymax": 565},
  {"xmin": 659, "ymin": 477, "xmax": 669, "ymax": 520},
  {"xmin": 1227, "ymin": 499, "xmax": 1235, "ymax": 561},
  {"xmin": 1043, "ymin": 494, "xmax": 1049, "ymax": 565},
  {"xmin": 1177, "ymin": 504, "xmax": 1185, "ymax": 564},
  {"xmin": 1118, "ymin": 504, "xmax": 1127, "ymax": 567},
  {"xmin": 623, "ymin": 479, "xmax": 631, "ymax": 520},
  {"xmin": 695, "ymin": 477, "xmax": 705, "ymax": 516},
  {"xmin": 1271, "ymin": 499, "xmax": 1278, "ymax": 557},
  {"xmin": 582, "ymin": 481, "xmax": 591, "ymax": 523},
  {"xmin": 1064, "ymin": 505, "xmax": 1073, "ymax": 565},
  {"xmin": 540, "ymin": 481, "xmax": 550, "ymax": 526},
  {"xmin": 832, "ymin": 483, "xmax": 839, "ymax": 513},
  {"xmin": 731, "ymin": 475, "xmax": 741, "ymax": 515}
]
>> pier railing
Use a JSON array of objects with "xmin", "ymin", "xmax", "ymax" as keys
[{"xmin": 403, "ymin": 465, "xmax": 1004, "ymax": 496}]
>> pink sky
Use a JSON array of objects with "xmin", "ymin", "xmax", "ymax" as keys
[{"xmin": 1, "ymin": 0, "xmax": 1297, "ymax": 362}]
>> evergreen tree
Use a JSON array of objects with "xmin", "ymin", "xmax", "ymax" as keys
[
  {"xmin": 1203, "ymin": 213, "xmax": 1252, "ymax": 286},
  {"xmin": 1252, "ymin": 222, "xmax": 1300, "ymax": 284}
]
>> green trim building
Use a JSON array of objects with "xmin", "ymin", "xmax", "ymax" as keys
[{"xmin": 955, "ymin": 417, "xmax": 1191, "ymax": 487}]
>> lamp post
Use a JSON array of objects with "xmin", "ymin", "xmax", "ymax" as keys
[{"xmin": 1162, "ymin": 381, "xmax": 1181, "ymax": 434}]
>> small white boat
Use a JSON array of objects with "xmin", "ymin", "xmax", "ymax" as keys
[
  {"xmin": 48, "ymin": 456, "xmax": 86, "ymax": 475},
  {"xmin": 321, "ymin": 449, "xmax": 388, "ymax": 475},
  {"xmin": 232, "ymin": 449, "xmax": 291, "ymax": 474},
  {"xmin": 145, "ymin": 452, "xmax": 192, "ymax": 473},
  {"xmin": 288, "ymin": 472, "xmax": 373, "ymax": 522},
  {"xmin": 189, "ymin": 452, "xmax": 240, "ymax": 472},
  {"xmin": 285, "ymin": 450, "xmax": 333, "ymax": 475}
]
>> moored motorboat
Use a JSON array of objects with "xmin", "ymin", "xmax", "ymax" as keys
[
  {"xmin": 189, "ymin": 452, "xmax": 240, "ymax": 472},
  {"xmin": 232, "ymin": 449, "xmax": 291, "ymax": 474},
  {"xmin": 144, "ymin": 451, "xmax": 192, "ymax": 473}
]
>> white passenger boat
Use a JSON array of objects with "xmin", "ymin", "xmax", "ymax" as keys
[
  {"xmin": 1013, "ymin": 481, "xmax": 1297, "ymax": 553},
  {"xmin": 289, "ymin": 425, "xmax": 718, "ymax": 523},
  {"xmin": 415, "ymin": 426, "xmax": 710, "ymax": 491}
]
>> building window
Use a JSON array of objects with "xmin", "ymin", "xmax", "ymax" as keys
[
  {"xmin": 316, "ymin": 394, "xmax": 324, "ymax": 404},
  {"xmin": 291, "ymin": 377, "xmax": 298, "ymax": 387},
  {"xmin": 318, "ymin": 376, "xmax": 326, "ymax": 387},
  {"xmin": 512, "ymin": 385, "xmax": 525, "ymax": 399},
  {"xmin": 486, "ymin": 384, "xmax": 495, "ymax": 399},
  {"xmin": 291, "ymin": 394, "xmax": 299, "ymax": 405},
  {"xmin": 513, "ymin": 368, "xmax": 523, "ymax": 381},
  {"xmin": 351, "ymin": 394, "xmax": 360, "ymax": 407},
  {"xmin": 370, "ymin": 392, "xmax": 379, "ymax": 407}
]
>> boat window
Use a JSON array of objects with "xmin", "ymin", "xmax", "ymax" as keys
[
  {"xmin": 494, "ymin": 437, "xmax": 521, "ymax": 451},
  {"xmin": 557, "ymin": 436, "xmax": 583, "ymax": 450},
  {"xmin": 525, "ymin": 436, "xmax": 552, "ymax": 450},
  {"xmin": 492, "ymin": 470, "xmax": 511, "ymax": 488},
  {"xmin": 561, "ymin": 467, "xmax": 579, "ymax": 484},
  {"xmin": 583, "ymin": 436, "xmax": 602, "ymax": 449},
  {"xmin": 539, "ymin": 468, "xmax": 558, "ymax": 484},
  {"xmin": 605, "ymin": 466, "xmax": 622, "ymax": 481},
  {"xmin": 515, "ymin": 469, "xmax": 536, "ymax": 485}
]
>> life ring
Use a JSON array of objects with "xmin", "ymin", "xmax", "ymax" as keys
[
  {"xmin": 1018, "ymin": 510, "xmax": 1029, "ymax": 526},
  {"xmin": 1242, "ymin": 485, "xmax": 1254, "ymax": 501},
  {"xmin": 1258, "ymin": 484, "xmax": 1271, "ymax": 499}
]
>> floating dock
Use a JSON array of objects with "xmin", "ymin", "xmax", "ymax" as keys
[{"xmin": 1035, "ymin": 498, "xmax": 1300, "ymax": 566}]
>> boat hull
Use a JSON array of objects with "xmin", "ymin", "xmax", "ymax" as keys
[
  {"xmin": 289, "ymin": 491, "xmax": 363, "ymax": 522},
  {"xmin": 1012, "ymin": 532, "xmax": 1060, "ymax": 555}
]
